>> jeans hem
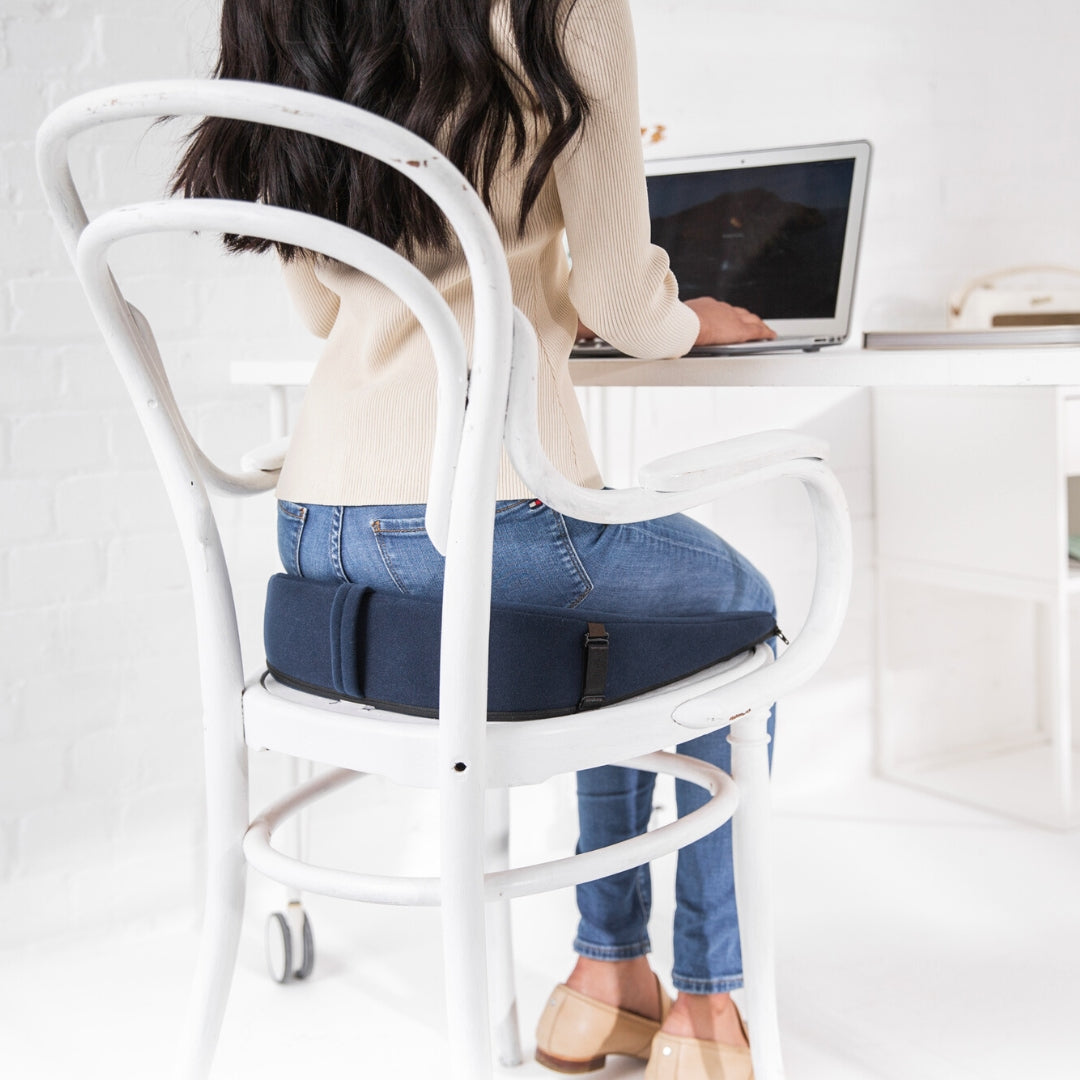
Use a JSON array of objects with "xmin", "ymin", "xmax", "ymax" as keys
[
  {"xmin": 671, "ymin": 973, "xmax": 744, "ymax": 994},
  {"xmin": 573, "ymin": 937, "xmax": 652, "ymax": 961}
]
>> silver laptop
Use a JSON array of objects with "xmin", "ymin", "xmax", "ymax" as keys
[{"xmin": 572, "ymin": 140, "xmax": 872, "ymax": 358}]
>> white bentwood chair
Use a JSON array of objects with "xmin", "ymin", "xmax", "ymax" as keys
[{"xmin": 38, "ymin": 81, "xmax": 852, "ymax": 1080}]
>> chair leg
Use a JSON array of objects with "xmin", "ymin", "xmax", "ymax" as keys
[
  {"xmin": 442, "ymin": 771, "xmax": 494, "ymax": 1080},
  {"xmin": 175, "ymin": 694, "xmax": 249, "ymax": 1080},
  {"xmin": 176, "ymin": 833, "xmax": 247, "ymax": 1078},
  {"xmin": 729, "ymin": 711, "xmax": 785, "ymax": 1080},
  {"xmin": 485, "ymin": 789, "xmax": 523, "ymax": 1067},
  {"xmin": 284, "ymin": 755, "xmax": 314, "ymax": 897}
]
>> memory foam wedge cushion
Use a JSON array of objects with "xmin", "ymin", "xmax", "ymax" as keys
[{"xmin": 263, "ymin": 573, "xmax": 777, "ymax": 721}]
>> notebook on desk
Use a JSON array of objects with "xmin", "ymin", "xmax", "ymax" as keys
[
  {"xmin": 864, "ymin": 326, "xmax": 1080, "ymax": 349},
  {"xmin": 571, "ymin": 140, "xmax": 872, "ymax": 359}
]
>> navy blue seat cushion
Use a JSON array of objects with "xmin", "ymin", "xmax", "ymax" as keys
[{"xmin": 264, "ymin": 573, "xmax": 777, "ymax": 721}]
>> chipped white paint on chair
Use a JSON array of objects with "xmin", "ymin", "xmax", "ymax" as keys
[{"xmin": 38, "ymin": 80, "xmax": 852, "ymax": 1080}]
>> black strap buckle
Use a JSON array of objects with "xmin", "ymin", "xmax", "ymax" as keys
[{"xmin": 578, "ymin": 621, "xmax": 609, "ymax": 710}]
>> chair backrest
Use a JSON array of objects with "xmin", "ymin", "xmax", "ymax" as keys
[
  {"xmin": 37, "ymin": 79, "xmax": 522, "ymax": 788},
  {"xmin": 38, "ymin": 78, "xmax": 853, "ymax": 765}
]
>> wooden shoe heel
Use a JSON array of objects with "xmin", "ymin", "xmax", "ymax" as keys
[{"xmin": 534, "ymin": 1046, "xmax": 607, "ymax": 1074}]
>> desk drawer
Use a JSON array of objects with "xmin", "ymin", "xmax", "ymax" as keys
[{"xmin": 1066, "ymin": 397, "xmax": 1080, "ymax": 475}]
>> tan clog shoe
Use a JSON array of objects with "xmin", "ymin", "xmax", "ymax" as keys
[{"xmin": 535, "ymin": 980, "xmax": 673, "ymax": 1074}]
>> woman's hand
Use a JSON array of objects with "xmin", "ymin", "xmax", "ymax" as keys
[{"xmin": 685, "ymin": 297, "xmax": 776, "ymax": 346}]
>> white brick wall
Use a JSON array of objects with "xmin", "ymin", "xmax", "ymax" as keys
[
  {"xmin": 0, "ymin": 0, "xmax": 298, "ymax": 945},
  {"xmin": 2, "ymin": 0, "xmax": 1079, "ymax": 948}
]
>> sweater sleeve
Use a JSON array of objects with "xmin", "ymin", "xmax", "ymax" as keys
[
  {"xmin": 281, "ymin": 255, "xmax": 342, "ymax": 339},
  {"xmin": 554, "ymin": 0, "xmax": 699, "ymax": 359}
]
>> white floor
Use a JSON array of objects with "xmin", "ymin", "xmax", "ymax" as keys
[{"xmin": 4, "ymin": 687, "xmax": 1080, "ymax": 1079}]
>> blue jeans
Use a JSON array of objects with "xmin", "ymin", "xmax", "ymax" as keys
[{"xmin": 278, "ymin": 498, "xmax": 775, "ymax": 994}]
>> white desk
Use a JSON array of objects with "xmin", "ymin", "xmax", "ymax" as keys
[
  {"xmin": 571, "ymin": 346, "xmax": 1080, "ymax": 388},
  {"xmin": 231, "ymin": 346, "xmax": 1080, "ymax": 827},
  {"xmin": 575, "ymin": 349, "xmax": 1080, "ymax": 826},
  {"xmin": 232, "ymin": 346, "xmax": 1080, "ymax": 392}
]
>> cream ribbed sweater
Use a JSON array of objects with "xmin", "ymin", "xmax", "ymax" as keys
[{"xmin": 275, "ymin": 0, "xmax": 699, "ymax": 505}]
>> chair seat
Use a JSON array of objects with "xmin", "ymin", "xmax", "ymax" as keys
[
  {"xmin": 244, "ymin": 644, "xmax": 774, "ymax": 789},
  {"xmin": 263, "ymin": 573, "xmax": 778, "ymax": 720}
]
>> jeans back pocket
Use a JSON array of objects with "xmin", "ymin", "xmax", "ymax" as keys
[
  {"xmin": 370, "ymin": 514, "xmax": 444, "ymax": 596},
  {"xmin": 277, "ymin": 500, "xmax": 308, "ymax": 578}
]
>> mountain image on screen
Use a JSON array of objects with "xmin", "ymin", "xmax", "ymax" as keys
[{"xmin": 651, "ymin": 187, "xmax": 848, "ymax": 320}]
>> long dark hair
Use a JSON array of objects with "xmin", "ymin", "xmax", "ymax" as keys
[{"xmin": 171, "ymin": 0, "xmax": 589, "ymax": 259}]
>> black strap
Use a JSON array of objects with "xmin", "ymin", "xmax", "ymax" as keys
[{"xmin": 578, "ymin": 622, "xmax": 609, "ymax": 710}]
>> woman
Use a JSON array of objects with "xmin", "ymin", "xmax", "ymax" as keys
[{"xmin": 174, "ymin": 1, "xmax": 774, "ymax": 1076}]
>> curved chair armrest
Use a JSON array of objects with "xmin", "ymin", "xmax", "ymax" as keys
[
  {"xmin": 639, "ymin": 430, "xmax": 828, "ymax": 493},
  {"xmin": 125, "ymin": 302, "xmax": 280, "ymax": 496},
  {"xmin": 505, "ymin": 310, "xmax": 832, "ymax": 524},
  {"xmin": 240, "ymin": 436, "xmax": 290, "ymax": 476},
  {"xmin": 672, "ymin": 456, "xmax": 852, "ymax": 729}
]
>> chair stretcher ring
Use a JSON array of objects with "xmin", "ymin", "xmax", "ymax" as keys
[{"xmin": 241, "ymin": 750, "xmax": 739, "ymax": 906}]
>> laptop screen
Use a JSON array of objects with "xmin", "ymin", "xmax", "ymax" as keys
[{"xmin": 647, "ymin": 157, "xmax": 857, "ymax": 321}]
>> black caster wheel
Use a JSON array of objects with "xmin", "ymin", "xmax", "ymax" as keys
[
  {"xmin": 265, "ymin": 911, "xmax": 292, "ymax": 984},
  {"xmin": 265, "ymin": 904, "xmax": 315, "ymax": 983},
  {"xmin": 296, "ymin": 909, "xmax": 315, "ymax": 979}
]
